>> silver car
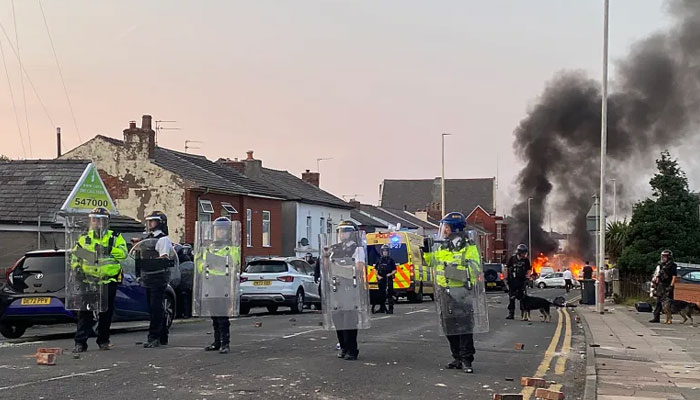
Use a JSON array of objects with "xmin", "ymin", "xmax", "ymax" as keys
[{"xmin": 239, "ymin": 257, "xmax": 321, "ymax": 315}]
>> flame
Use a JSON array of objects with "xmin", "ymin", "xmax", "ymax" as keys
[{"xmin": 531, "ymin": 253, "xmax": 549, "ymax": 274}]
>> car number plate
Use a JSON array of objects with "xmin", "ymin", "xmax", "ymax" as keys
[
  {"xmin": 253, "ymin": 281, "xmax": 271, "ymax": 286},
  {"xmin": 486, "ymin": 282, "xmax": 496, "ymax": 287},
  {"xmin": 21, "ymin": 297, "xmax": 51, "ymax": 305}
]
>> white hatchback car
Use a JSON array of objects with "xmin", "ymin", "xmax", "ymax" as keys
[
  {"xmin": 535, "ymin": 272, "xmax": 581, "ymax": 289},
  {"xmin": 239, "ymin": 257, "xmax": 320, "ymax": 315}
]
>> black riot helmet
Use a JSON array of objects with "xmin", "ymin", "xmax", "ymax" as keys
[
  {"xmin": 336, "ymin": 220, "xmax": 359, "ymax": 243},
  {"xmin": 380, "ymin": 244, "xmax": 390, "ymax": 257},
  {"xmin": 145, "ymin": 210, "xmax": 168, "ymax": 235},
  {"xmin": 516, "ymin": 244, "xmax": 528, "ymax": 257},
  {"xmin": 212, "ymin": 217, "xmax": 233, "ymax": 244},
  {"xmin": 661, "ymin": 249, "xmax": 673, "ymax": 263}
]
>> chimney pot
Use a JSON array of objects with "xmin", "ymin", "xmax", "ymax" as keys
[
  {"xmin": 129, "ymin": 121, "xmax": 137, "ymax": 130},
  {"xmin": 142, "ymin": 115, "xmax": 152, "ymax": 131},
  {"xmin": 246, "ymin": 151, "xmax": 254, "ymax": 160},
  {"xmin": 301, "ymin": 170, "xmax": 320, "ymax": 187}
]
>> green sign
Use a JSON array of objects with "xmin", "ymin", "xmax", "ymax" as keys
[{"xmin": 61, "ymin": 163, "xmax": 118, "ymax": 214}]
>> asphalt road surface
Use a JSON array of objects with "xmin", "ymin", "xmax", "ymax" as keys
[{"xmin": 0, "ymin": 288, "xmax": 586, "ymax": 400}]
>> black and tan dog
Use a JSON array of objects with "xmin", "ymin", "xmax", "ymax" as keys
[
  {"xmin": 520, "ymin": 294, "xmax": 561, "ymax": 322},
  {"xmin": 663, "ymin": 299, "xmax": 700, "ymax": 325}
]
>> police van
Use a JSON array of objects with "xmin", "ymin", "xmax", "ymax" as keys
[{"xmin": 365, "ymin": 232, "xmax": 434, "ymax": 303}]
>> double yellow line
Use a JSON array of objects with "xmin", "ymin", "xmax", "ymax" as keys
[{"xmin": 521, "ymin": 307, "xmax": 572, "ymax": 400}]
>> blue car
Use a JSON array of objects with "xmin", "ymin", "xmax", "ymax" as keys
[{"xmin": 0, "ymin": 249, "xmax": 183, "ymax": 339}]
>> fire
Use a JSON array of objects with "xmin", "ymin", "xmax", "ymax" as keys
[{"xmin": 531, "ymin": 253, "xmax": 549, "ymax": 274}]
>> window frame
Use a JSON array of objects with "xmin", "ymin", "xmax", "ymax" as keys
[
  {"xmin": 262, "ymin": 210, "xmax": 271, "ymax": 247},
  {"xmin": 221, "ymin": 202, "xmax": 238, "ymax": 217},
  {"xmin": 246, "ymin": 209, "xmax": 252, "ymax": 247}
]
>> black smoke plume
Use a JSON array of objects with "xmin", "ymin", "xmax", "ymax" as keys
[{"xmin": 512, "ymin": 0, "xmax": 700, "ymax": 259}]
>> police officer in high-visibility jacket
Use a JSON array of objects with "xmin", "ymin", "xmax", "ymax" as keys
[
  {"xmin": 195, "ymin": 217, "xmax": 241, "ymax": 354},
  {"xmin": 432, "ymin": 212, "xmax": 488, "ymax": 374},
  {"xmin": 71, "ymin": 207, "xmax": 128, "ymax": 353}
]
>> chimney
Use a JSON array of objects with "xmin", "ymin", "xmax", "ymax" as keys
[
  {"xmin": 123, "ymin": 115, "xmax": 156, "ymax": 159},
  {"xmin": 56, "ymin": 127, "xmax": 61, "ymax": 158},
  {"xmin": 243, "ymin": 150, "xmax": 262, "ymax": 179},
  {"xmin": 348, "ymin": 199, "xmax": 361, "ymax": 209},
  {"xmin": 414, "ymin": 210, "xmax": 429, "ymax": 222},
  {"xmin": 301, "ymin": 169, "xmax": 320, "ymax": 187},
  {"xmin": 217, "ymin": 157, "xmax": 245, "ymax": 174}
]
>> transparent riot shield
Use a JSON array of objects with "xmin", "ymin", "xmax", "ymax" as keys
[
  {"xmin": 432, "ymin": 230, "xmax": 489, "ymax": 335},
  {"xmin": 129, "ymin": 238, "xmax": 179, "ymax": 288},
  {"xmin": 320, "ymin": 231, "xmax": 371, "ymax": 330},
  {"xmin": 192, "ymin": 220, "xmax": 241, "ymax": 317},
  {"xmin": 64, "ymin": 214, "xmax": 107, "ymax": 312}
]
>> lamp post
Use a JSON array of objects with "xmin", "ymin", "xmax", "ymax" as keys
[
  {"xmin": 598, "ymin": 0, "xmax": 610, "ymax": 314},
  {"xmin": 528, "ymin": 197, "xmax": 534, "ymax": 261},
  {"xmin": 441, "ymin": 133, "xmax": 451, "ymax": 217},
  {"xmin": 609, "ymin": 178, "xmax": 616, "ymax": 222}
]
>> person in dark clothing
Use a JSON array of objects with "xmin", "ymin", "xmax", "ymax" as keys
[
  {"xmin": 374, "ymin": 245, "xmax": 397, "ymax": 314},
  {"xmin": 582, "ymin": 262, "xmax": 593, "ymax": 280},
  {"xmin": 505, "ymin": 244, "xmax": 531, "ymax": 320},
  {"xmin": 650, "ymin": 250, "xmax": 678, "ymax": 323}
]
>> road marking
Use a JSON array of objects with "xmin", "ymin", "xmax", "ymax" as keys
[
  {"xmin": 521, "ymin": 308, "xmax": 565, "ymax": 400},
  {"xmin": 555, "ymin": 308, "xmax": 572, "ymax": 375},
  {"xmin": 404, "ymin": 308, "xmax": 429, "ymax": 315},
  {"xmin": 372, "ymin": 315, "xmax": 392, "ymax": 320},
  {"xmin": 282, "ymin": 328, "xmax": 322, "ymax": 339},
  {"xmin": 0, "ymin": 368, "xmax": 110, "ymax": 391},
  {"xmin": 549, "ymin": 383, "xmax": 562, "ymax": 392}
]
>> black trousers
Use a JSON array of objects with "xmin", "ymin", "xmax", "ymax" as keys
[
  {"xmin": 564, "ymin": 279, "xmax": 573, "ymax": 293},
  {"xmin": 75, "ymin": 282, "xmax": 118, "ymax": 346},
  {"xmin": 211, "ymin": 317, "xmax": 231, "ymax": 346},
  {"xmin": 146, "ymin": 283, "xmax": 169, "ymax": 342},
  {"xmin": 376, "ymin": 278, "xmax": 395, "ymax": 312},
  {"xmin": 446, "ymin": 333, "xmax": 475, "ymax": 364},
  {"xmin": 336, "ymin": 329, "xmax": 358, "ymax": 356},
  {"xmin": 507, "ymin": 282, "xmax": 526, "ymax": 313}
]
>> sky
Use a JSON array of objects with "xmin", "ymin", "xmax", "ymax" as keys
[{"xmin": 0, "ymin": 0, "xmax": 675, "ymax": 214}]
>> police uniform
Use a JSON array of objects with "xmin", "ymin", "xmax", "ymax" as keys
[
  {"xmin": 196, "ymin": 242, "xmax": 240, "ymax": 352},
  {"xmin": 505, "ymin": 253, "xmax": 530, "ymax": 319},
  {"xmin": 651, "ymin": 254, "xmax": 678, "ymax": 323},
  {"xmin": 72, "ymin": 224, "xmax": 127, "ymax": 352},
  {"xmin": 375, "ymin": 253, "xmax": 396, "ymax": 314}
]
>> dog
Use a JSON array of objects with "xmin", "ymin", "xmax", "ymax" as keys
[
  {"xmin": 663, "ymin": 299, "xmax": 700, "ymax": 325},
  {"xmin": 520, "ymin": 294, "xmax": 564, "ymax": 322}
]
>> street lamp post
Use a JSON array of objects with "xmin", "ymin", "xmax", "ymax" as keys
[
  {"xmin": 528, "ymin": 197, "xmax": 534, "ymax": 261},
  {"xmin": 609, "ymin": 178, "xmax": 617, "ymax": 222},
  {"xmin": 441, "ymin": 133, "xmax": 451, "ymax": 217},
  {"xmin": 598, "ymin": 0, "xmax": 610, "ymax": 314}
]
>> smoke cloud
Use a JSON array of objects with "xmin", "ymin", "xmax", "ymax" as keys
[{"xmin": 512, "ymin": 0, "xmax": 700, "ymax": 259}]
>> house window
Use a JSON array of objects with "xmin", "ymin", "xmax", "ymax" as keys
[
  {"xmin": 306, "ymin": 216, "xmax": 312, "ymax": 243},
  {"xmin": 262, "ymin": 211, "xmax": 271, "ymax": 247},
  {"xmin": 198, "ymin": 200, "xmax": 214, "ymax": 222},
  {"xmin": 496, "ymin": 224, "xmax": 502, "ymax": 240},
  {"xmin": 221, "ymin": 202, "xmax": 238, "ymax": 218},
  {"xmin": 320, "ymin": 217, "xmax": 325, "ymax": 241},
  {"xmin": 246, "ymin": 209, "xmax": 252, "ymax": 247}
]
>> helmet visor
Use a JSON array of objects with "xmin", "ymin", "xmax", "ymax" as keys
[{"xmin": 88, "ymin": 214, "xmax": 109, "ymax": 235}]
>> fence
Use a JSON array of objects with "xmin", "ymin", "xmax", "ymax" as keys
[{"xmin": 618, "ymin": 272, "xmax": 652, "ymax": 300}]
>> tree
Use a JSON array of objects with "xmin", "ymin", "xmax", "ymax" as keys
[
  {"xmin": 619, "ymin": 151, "xmax": 700, "ymax": 273},
  {"xmin": 606, "ymin": 219, "xmax": 629, "ymax": 264}
]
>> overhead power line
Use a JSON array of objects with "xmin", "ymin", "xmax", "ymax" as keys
[
  {"xmin": 0, "ymin": 39, "xmax": 26, "ymax": 158},
  {"xmin": 38, "ymin": 0, "xmax": 81, "ymax": 142},
  {"xmin": 11, "ymin": 0, "xmax": 31, "ymax": 156}
]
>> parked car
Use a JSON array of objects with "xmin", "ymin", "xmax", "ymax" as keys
[
  {"xmin": 239, "ymin": 257, "xmax": 321, "ymax": 315},
  {"xmin": 0, "ymin": 249, "xmax": 180, "ymax": 339},
  {"xmin": 483, "ymin": 263, "xmax": 507, "ymax": 292},
  {"xmin": 677, "ymin": 265, "xmax": 700, "ymax": 285},
  {"xmin": 535, "ymin": 272, "xmax": 581, "ymax": 289}
]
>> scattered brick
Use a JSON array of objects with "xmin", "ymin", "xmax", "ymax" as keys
[
  {"xmin": 35, "ymin": 353, "xmax": 56, "ymax": 366},
  {"xmin": 493, "ymin": 394, "xmax": 523, "ymax": 400},
  {"xmin": 254, "ymin": 322, "xmax": 263, "ymax": 328},
  {"xmin": 521, "ymin": 377, "xmax": 546, "ymax": 387},
  {"xmin": 534, "ymin": 388, "xmax": 564, "ymax": 400},
  {"xmin": 36, "ymin": 348, "xmax": 63, "ymax": 355},
  {"xmin": 514, "ymin": 343, "xmax": 525, "ymax": 350}
]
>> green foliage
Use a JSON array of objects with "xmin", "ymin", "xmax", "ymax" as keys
[
  {"xmin": 619, "ymin": 151, "xmax": 700, "ymax": 273},
  {"xmin": 605, "ymin": 219, "xmax": 629, "ymax": 263}
]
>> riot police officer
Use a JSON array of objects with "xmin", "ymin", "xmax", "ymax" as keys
[
  {"xmin": 375, "ymin": 244, "xmax": 397, "ymax": 314},
  {"xmin": 650, "ymin": 250, "xmax": 678, "ymax": 323},
  {"xmin": 142, "ymin": 211, "xmax": 174, "ymax": 348},
  {"xmin": 432, "ymin": 212, "xmax": 486, "ymax": 374},
  {"xmin": 196, "ymin": 217, "xmax": 241, "ymax": 353},
  {"xmin": 505, "ymin": 244, "xmax": 531, "ymax": 320},
  {"xmin": 323, "ymin": 220, "xmax": 367, "ymax": 361},
  {"xmin": 71, "ymin": 207, "xmax": 128, "ymax": 353}
]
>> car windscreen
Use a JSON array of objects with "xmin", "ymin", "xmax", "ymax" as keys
[
  {"xmin": 13, "ymin": 254, "xmax": 65, "ymax": 293},
  {"xmin": 483, "ymin": 263, "xmax": 502, "ymax": 272},
  {"xmin": 245, "ymin": 261, "xmax": 288, "ymax": 273},
  {"xmin": 367, "ymin": 244, "xmax": 409, "ymax": 266}
]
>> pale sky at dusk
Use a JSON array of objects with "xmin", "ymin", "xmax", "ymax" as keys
[{"xmin": 0, "ymin": 1, "xmax": 674, "ymax": 213}]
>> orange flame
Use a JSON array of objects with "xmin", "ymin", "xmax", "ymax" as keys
[{"xmin": 531, "ymin": 254, "xmax": 549, "ymax": 274}]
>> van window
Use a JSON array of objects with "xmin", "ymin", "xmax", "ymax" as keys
[{"xmin": 367, "ymin": 244, "xmax": 409, "ymax": 266}]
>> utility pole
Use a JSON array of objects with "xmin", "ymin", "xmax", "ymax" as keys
[
  {"xmin": 598, "ymin": 0, "xmax": 610, "ymax": 314},
  {"xmin": 528, "ymin": 197, "xmax": 534, "ymax": 261},
  {"xmin": 441, "ymin": 133, "xmax": 451, "ymax": 217}
]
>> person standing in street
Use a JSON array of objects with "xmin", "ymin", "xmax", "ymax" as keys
[
  {"xmin": 375, "ymin": 244, "xmax": 397, "ymax": 314},
  {"xmin": 649, "ymin": 250, "xmax": 678, "ymax": 324},
  {"xmin": 196, "ymin": 217, "xmax": 240, "ymax": 354},
  {"xmin": 562, "ymin": 267, "xmax": 574, "ymax": 294},
  {"xmin": 582, "ymin": 261, "xmax": 593, "ymax": 280},
  {"xmin": 604, "ymin": 265, "xmax": 613, "ymax": 297},
  {"xmin": 141, "ymin": 211, "xmax": 174, "ymax": 348},
  {"xmin": 71, "ymin": 207, "xmax": 128, "ymax": 353},
  {"xmin": 505, "ymin": 244, "xmax": 531, "ymax": 320}
]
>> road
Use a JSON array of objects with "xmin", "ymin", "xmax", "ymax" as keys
[{"xmin": 0, "ymin": 288, "xmax": 585, "ymax": 399}]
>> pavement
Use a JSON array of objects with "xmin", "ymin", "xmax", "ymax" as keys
[
  {"xmin": 0, "ymin": 288, "xmax": 585, "ymax": 399},
  {"xmin": 578, "ymin": 300, "xmax": 700, "ymax": 400}
]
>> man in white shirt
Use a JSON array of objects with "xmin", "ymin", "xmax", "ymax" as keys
[
  {"xmin": 604, "ymin": 265, "xmax": 613, "ymax": 297},
  {"xmin": 562, "ymin": 268, "xmax": 574, "ymax": 293}
]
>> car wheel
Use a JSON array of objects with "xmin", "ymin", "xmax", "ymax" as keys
[
  {"xmin": 0, "ymin": 323, "xmax": 28, "ymax": 339},
  {"xmin": 291, "ymin": 290, "xmax": 304, "ymax": 314},
  {"xmin": 538, "ymin": 282, "xmax": 547, "ymax": 289},
  {"xmin": 239, "ymin": 304, "xmax": 250, "ymax": 315},
  {"xmin": 163, "ymin": 294, "xmax": 175, "ymax": 329},
  {"xmin": 266, "ymin": 305, "xmax": 279, "ymax": 314}
]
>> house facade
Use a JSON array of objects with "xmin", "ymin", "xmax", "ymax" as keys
[{"xmin": 467, "ymin": 205, "xmax": 508, "ymax": 263}]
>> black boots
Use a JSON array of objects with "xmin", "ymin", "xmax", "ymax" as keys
[
  {"xmin": 72, "ymin": 343, "xmax": 87, "ymax": 353},
  {"xmin": 446, "ymin": 359, "xmax": 462, "ymax": 369},
  {"xmin": 205, "ymin": 343, "xmax": 221, "ymax": 351}
]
